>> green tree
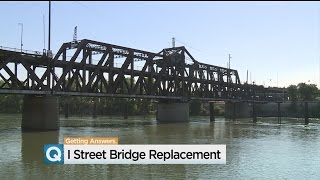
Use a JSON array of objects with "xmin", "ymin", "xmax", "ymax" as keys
[
  {"xmin": 287, "ymin": 85, "xmax": 298, "ymax": 102},
  {"xmin": 297, "ymin": 83, "xmax": 318, "ymax": 101},
  {"xmin": 0, "ymin": 94, "xmax": 23, "ymax": 113}
]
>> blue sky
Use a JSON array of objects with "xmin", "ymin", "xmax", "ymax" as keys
[{"xmin": 1, "ymin": 1, "xmax": 320, "ymax": 88}]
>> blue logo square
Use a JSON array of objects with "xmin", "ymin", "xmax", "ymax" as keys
[{"xmin": 44, "ymin": 144, "xmax": 64, "ymax": 164}]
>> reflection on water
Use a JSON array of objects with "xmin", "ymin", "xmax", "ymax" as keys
[
  {"xmin": 0, "ymin": 114, "xmax": 320, "ymax": 179},
  {"xmin": 21, "ymin": 131, "xmax": 59, "ymax": 163}
]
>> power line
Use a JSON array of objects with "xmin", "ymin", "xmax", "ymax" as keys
[
  {"xmin": 74, "ymin": 1, "xmax": 89, "ymax": 9},
  {"xmin": 173, "ymin": 38, "xmax": 216, "ymax": 63},
  {"xmin": 174, "ymin": 38, "xmax": 202, "ymax": 52}
]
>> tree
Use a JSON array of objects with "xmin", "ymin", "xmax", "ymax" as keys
[
  {"xmin": 297, "ymin": 83, "xmax": 318, "ymax": 101},
  {"xmin": 287, "ymin": 85, "xmax": 298, "ymax": 101}
]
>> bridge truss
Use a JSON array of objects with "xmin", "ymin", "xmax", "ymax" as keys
[{"xmin": 0, "ymin": 39, "xmax": 287, "ymax": 102}]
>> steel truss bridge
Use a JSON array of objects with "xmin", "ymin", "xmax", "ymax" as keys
[{"xmin": 0, "ymin": 39, "xmax": 287, "ymax": 102}]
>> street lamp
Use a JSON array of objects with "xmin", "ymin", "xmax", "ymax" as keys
[{"xmin": 18, "ymin": 23, "xmax": 23, "ymax": 52}]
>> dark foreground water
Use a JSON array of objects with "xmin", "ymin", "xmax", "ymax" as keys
[{"xmin": 0, "ymin": 114, "xmax": 320, "ymax": 179}]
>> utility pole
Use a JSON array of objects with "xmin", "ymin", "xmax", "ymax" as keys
[
  {"xmin": 172, "ymin": 37, "xmax": 175, "ymax": 48},
  {"xmin": 277, "ymin": 73, "xmax": 278, "ymax": 87},
  {"xmin": 226, "ymin": 53, "xmax": 232, "ymax": 98},
  {"xmin": 18, "ymin": 23, "xmax": 23, "ymax": 52},
  {"xmin": 246, "ymin": 70, "xmax": 248, "ymax": 84},
  {"xmin": 16, "ymin": 22, "xmax": 23, "ymax": 86},
  {"xmin": 43, "ymin": 14, "xmax": 46, "ymax": 50},
  {"xmin": 48, "ymin": 0, "xmax": 52, "ymax": 90},
  {"xmin": 228, "ymin": 54, "xmax": 231, "ymax": 83},
  {"xmin": 73, "ymin": 26, "xmax": 77, "ymax": 41},
  {"xmin": 228, "ymin": 54, "xmax": 231, "ymax": 69},
  {"xmin": 48, "ymin": 0, "xmax": 51, "ymax": 53}
]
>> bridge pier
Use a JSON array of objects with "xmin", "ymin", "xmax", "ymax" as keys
[
  {"xmin": 93, "ymin": 101, "xmax": 97, "ymax": 119},
  {"xmin": 232, "ymin": 102, "xmax": 236, "ymax": 121},
  {"xmin": 157, "ymin": 100, "xmax": 189, "ymax": 123},
  {"xmin": 124, "ymin": 99, "xmax": 128, "ymax": 119},
  {"xmin": 277, "ymin": 102, "xmax": 281, "ymax": 124},
  {"xmin": 142, "ymin": 100, "xmax": 148, "ymax": 119},
  {"xmin": 210, "ymin": 102, "xmax": 215, "ymax": 122},
  {"xmin": 305, "ymin": 102, "xmax": 309, "ymax": 125},
  {"xmin": 252, "ymin": 102, "xmax": 257, "ymax": 123},
  {"xmin": 224, "ymin": 101, "xmax": 251, "ymax": 120},
  {"xmin": 64, "ymin": 101, "xmax": 69, "ymax": 118},
  {"xmin": 22, "ymin": 95, "xmax": 59, "ymax": 131}
]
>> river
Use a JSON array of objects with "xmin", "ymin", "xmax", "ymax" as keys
[{"xmin": 0, "ymin": 114, "xmax": 320, "ymax": 179}]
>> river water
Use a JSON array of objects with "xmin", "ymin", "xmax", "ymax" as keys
[{"xmin": 0, "ymin": 114, "xmax": 320, "ymax": 179}]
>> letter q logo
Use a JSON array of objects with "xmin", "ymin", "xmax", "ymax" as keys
[{"xmin": 44, "ymin": 144, "xmax": 64, "ymax": 164}]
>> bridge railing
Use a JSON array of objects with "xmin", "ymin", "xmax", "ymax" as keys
[{"xmin": 0, "ymin": 45, "xmax": 44, "ymax": 56}]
